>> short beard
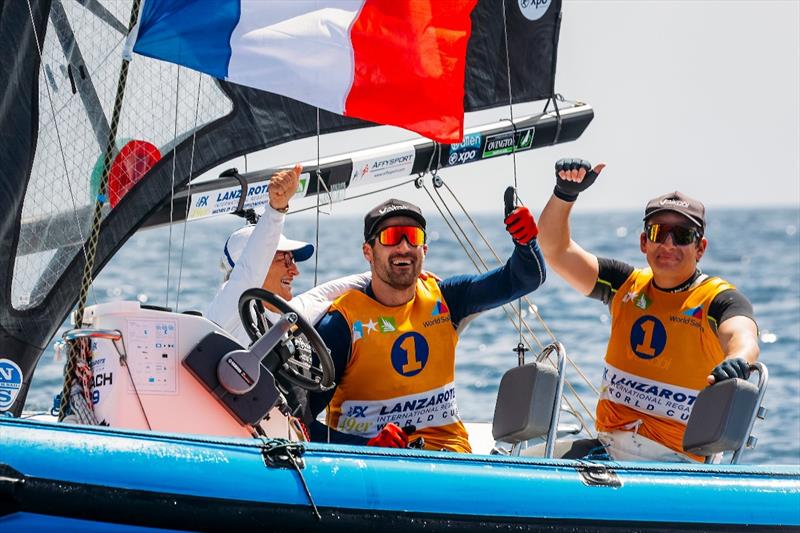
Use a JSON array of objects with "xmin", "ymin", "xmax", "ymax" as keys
[{"xmin": 375, "ymin": 258, "xmax": 420, "ymax": 290}]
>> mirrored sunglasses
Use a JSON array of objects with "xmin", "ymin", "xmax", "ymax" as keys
[
  {"xmin": 372, "ymin": 225, "xmax": 426, "ymax": 247},
  {"xmin": 645, "ymin": 223, "xmax": 701, "ymax": 246}
]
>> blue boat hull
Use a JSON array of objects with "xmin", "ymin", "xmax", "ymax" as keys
[{"xmin": 1, "ymin": 418, "xmax": 798, "ymax": 531}]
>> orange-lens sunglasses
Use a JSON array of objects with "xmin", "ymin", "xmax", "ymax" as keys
[{"xmin": 373, "ymin": 226, "xmax": 426, "ymax": 247}]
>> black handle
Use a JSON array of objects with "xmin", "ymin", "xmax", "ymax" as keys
[{"xmin": 504, "ymin": 186, "xmax": 517, "ymax": 218}]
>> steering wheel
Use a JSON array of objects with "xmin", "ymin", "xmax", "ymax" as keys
[{"xmin": 238, "ymin": 287, "xmax": 335, "ymax": 392}]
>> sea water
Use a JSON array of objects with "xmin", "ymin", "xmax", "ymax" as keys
[{"xmin": 26, "ymin": 207, "xmax": 800, "ymax": 465}]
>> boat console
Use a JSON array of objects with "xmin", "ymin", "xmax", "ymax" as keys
[{"xmin": 73, "ymin": 301, "xmax": 296, "ymax": 439}]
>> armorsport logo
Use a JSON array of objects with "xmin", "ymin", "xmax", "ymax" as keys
[
  {"xmin": 518, "ymin": 0, "xmax": 551, "ymax": 21},
  {"xmin": 352, "ymin": 163, "xmax": 369, "ymax": 181}
]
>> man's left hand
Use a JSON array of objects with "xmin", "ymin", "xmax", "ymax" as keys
[
  {"xmin": 504, "ymin": 206, "xmax": 539, "ymax": 245},
  {"xmin": 708, "ymin": 357, "xmax": 751, "ymax": 385}
]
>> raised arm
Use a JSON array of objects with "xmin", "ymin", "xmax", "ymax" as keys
[
  {"xmin": 538, "ymin": 158, "xmax": 605, "ymax": 296},
  {"xmin": 205, "ymin": 165, "xmax": 301, "ymax": 335},
  {"xmin": 440, "ymin": 200, "xmax": 546, "ymax": 327}
]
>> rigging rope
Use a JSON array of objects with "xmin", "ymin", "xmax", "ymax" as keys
[
  {"xmin": 438, "ymin": 183, "xmax": 598, "ymax": 397},
  {"xmin": 500, "ymin": 0, "xmax": 526, "ymax": 358},
  {"xmin": 314, "ymin": 108, "xmax": 321, "ymax": 287},
  {"xmin": 312, "ymin": 108, "xmax": 329, "ymax": 445},
  {"xmin": 164, "ymin": 65, "xmax": 183, "ymax": 310},
  {"xmin": 425, "ymin": 174, "xmax": 598, "ymax": 433},
  {"xmin": 175, "ymin": 75, "xmax": 205, "ymax": 312},
  {"xmin": 59, "ymin": 0, "xmax": 145, "ymax": 421}
]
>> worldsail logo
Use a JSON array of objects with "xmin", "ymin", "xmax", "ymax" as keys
[
  {"xmin": 683, "ymin": 305, "xmax": 703, "ymax": 319},
  {"xmin": 431, "ymin": 300, "xmax": 450, "ymax": 316}
]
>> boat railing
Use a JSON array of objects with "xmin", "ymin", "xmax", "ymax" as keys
[
  {"xmin": 534, "ymin": 342, "xmax": 567, "ymax": 459},
  {"xmin": 731, "ymin": 362, "xmax": 769, "ymax": 464}
]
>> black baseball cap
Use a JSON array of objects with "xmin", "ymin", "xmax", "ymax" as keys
[
  {"xmin": 364, "ymin": 199, "xmax": 427, "ymax": 241},
  {"xmin": 643, "ymin": 191, "xmax": 705, "ymax": 230}
]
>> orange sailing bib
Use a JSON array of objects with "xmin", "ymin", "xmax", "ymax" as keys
[
  {"xmin": 328, "ymin": 277, "xmax": 470, "ymax": 453},
  {"xmin": 597, "ymin": 269, "xmax": 733, "ymax": 459}
]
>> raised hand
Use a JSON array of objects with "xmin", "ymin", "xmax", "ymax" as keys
[
  {"xmin": 268, "ymin": 163, "xmax": 302, "ymax": 212},
  {"xmin": 504, "ymin": 206, "xmax": 538, "ymax": 245},
  {"xmin": 553, "ymin": 158, "xmax": 606, "ymax": 202}
]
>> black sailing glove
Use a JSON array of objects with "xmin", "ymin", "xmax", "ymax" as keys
[
  {"xmin": 553, "ymin": 158, "xmax": 600, "ymax": 202},
  {"xmin": 709, "ymin": 358, "xmax": 751, "ymax": 384}
]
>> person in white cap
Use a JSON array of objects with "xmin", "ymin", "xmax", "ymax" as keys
[{"xmin": 205, "ymin": 164, "xmax": 369, "ymax": 347}]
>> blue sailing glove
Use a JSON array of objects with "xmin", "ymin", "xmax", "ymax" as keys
[
  {"xmin": 553, "ymin": 158, "xmax": 603, "ymax": 202},
  {"xmin": 709, "ymin": 358, "xmax": 751, "ymax": 384}
]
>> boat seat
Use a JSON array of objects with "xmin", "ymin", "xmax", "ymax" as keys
[
  {"xmin": 683, "ymin": 362, "xmax": 768, "ymax": 463},
  {"xmin": 491, "ymin": 362, "xmax": 558, "ymax": 444}
]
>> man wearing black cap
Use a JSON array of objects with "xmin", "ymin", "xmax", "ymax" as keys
[
  {"xmin": 538, "ymin": 158, "xmax": 759, "ymax": 462},
  {"xmin": 308, "ymin": 197, "xmax": 545, "ymax": 452}
]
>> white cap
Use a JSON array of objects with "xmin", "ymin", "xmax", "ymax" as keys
[{"xmin": 221, "ymin": 225, "xmax": 314, "ymax": 275}]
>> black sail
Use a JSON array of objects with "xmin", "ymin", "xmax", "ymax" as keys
[{"xmin": 0, "ymin": 0, "xmax": 568, "ymax": 413}]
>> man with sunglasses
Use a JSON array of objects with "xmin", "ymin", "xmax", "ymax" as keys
[
  {"xmin": 538, "ymin": 158, "xmax": 760, "ymax": 462},
  {"xmin": 307, "ymin": 197, "xmax": 545, "ymax": 452}
]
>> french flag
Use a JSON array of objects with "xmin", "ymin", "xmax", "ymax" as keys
[{"xmin": 129, "ymin": 0, "xmax": 478, "ymax": 143}]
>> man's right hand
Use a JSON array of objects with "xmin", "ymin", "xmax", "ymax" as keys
[
  {"xmin": 367, "ymin": 423, "xmax": 410, "ymax": 448},
  {"xmin": 708, "ymin": 357, "xmax": 751, "ymax": 385},
  {"xmin": 553, "ymin": 158, "xmax": 606, "ymax": 202},
  {"xmin": 268, "ymin": 163, "xmax": 302, "ymax": 212}
]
